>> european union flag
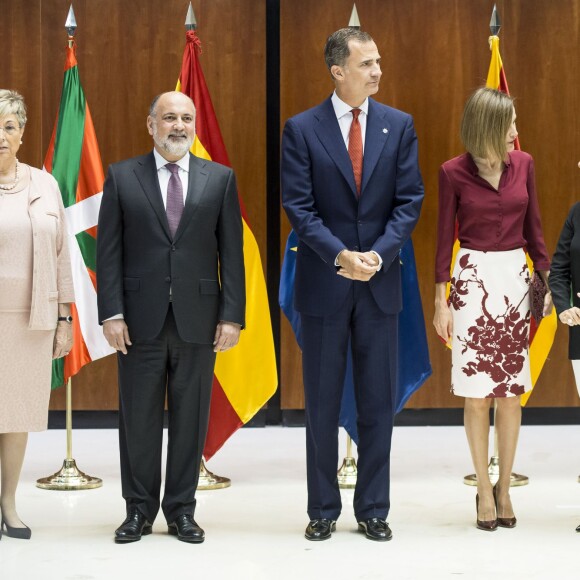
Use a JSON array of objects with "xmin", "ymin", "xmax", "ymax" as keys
[{"xmin": 279, "ymin": 232, "xmax": 432, "ymax": 445}]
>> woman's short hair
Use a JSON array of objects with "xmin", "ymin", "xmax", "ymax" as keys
[
  {"xmin": 460, "ymin": 87, "xmax": 514, "ymax": 161},
  {"xmin": 0, "ymin": 90, "xmax": 27, "ymax": 127}
]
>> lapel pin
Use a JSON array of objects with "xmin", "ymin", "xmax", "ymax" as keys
[{"xmin": 383, "ymin": 128, "xmax": 388, "ymax": 134}]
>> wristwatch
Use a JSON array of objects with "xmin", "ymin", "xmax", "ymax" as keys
[{"xmin": 58, "ymin": 316, "xmax": 73, "ymax": 323}]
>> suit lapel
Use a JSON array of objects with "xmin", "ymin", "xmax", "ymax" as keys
[
  {"xmin": 313, "ymin": 97, "xmax": 358, "ymax": 196},
  {"xmin": 173, "ymin": 154, "xmax": 209, "ymax": 243},
  {"xmin": 133, "ymin": 152, "xmax": 171, "ymax": 239},
  {"xmin": 361, "ymin": 99, "xmax": 391, "ymax": 194}
]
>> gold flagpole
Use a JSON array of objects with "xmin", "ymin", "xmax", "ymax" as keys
[
  {"xmin": 462, "ymin": 5, "xmax": 528, "ymax": 489},
  {"xmin": 35, "ymin": 5, "xmax": 103, "ymax": 494},
  {"xmin": 37, "ymin": 378, "xmax": 102, "ymax": 490},
  {"xmin": 336, "ymin": 4, "xmax": 362, "ymax": 493},
  {"xmin": 337, "ymin": 434, "xmax": 358, "ymax": 489},
  {"xmin": 463, "ymin": 400, "xmax": 528, "ymax": 486}
]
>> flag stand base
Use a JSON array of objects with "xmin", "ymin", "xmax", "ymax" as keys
[
  {"xmin": 197, "ymin": 459, "xmax": 231, "ymax": 490},
  {"xmin": 463, "ymin": 456, "xmax": 529, "ymax": 487},
  {"xmin": 337, "ymin": 456, "xmax": 358, "ymax": 489},
  {"xmin": 337, "ymin": 434, "xmax": 358, "ymax": 489},
  {"xmin": 36, "ymin": 458, "xmax": 102, "ymax": 490}
]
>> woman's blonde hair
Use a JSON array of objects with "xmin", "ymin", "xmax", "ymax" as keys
[
  {"xmin": 460, "ymin": 87, "xmax": 514, "ymax": 161},
  {"xmin": 0, "ymin": 90, "xmax": 27, "ymax": 127}
]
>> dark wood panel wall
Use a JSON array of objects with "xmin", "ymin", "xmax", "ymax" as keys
[{"xmin": 1, "ymin": 0, "xmax": 578, "ymax": 412}]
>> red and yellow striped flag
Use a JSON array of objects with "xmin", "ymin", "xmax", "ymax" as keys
[
  {"xmin": 176, "ymin": 30, "xmax": 277, "ymax": 459},
  {"xmin": 447, "ymin": 36, "xmax": 556, "ymax": 402},
  {"xmin": 44, "ymin": 40, "xmax": 115, "ymax": 389},
  {"xmin": 486, "ymin": 35, "xmax": 556, "ymax": 404}
]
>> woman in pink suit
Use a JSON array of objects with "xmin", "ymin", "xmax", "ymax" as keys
[{"xmin": 0, "ymin": 90, "xmax": 74, "ymax": 540}]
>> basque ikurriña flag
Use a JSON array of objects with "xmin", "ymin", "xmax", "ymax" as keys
[
  {"xmin": 45, "ymin": 40, "xmax": 115, "ymax": 389},
  {"xmin": 279, "ymin": 234, "xmax": 432, "ymax": 444},
  {"xmin": 177, "ymin": 30, "xmax": 277, "ymax": 459}
]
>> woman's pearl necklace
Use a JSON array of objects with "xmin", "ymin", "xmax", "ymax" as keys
[{"xmin": 0, "ymin": 159, "xmax": 19, "ymax": 191}]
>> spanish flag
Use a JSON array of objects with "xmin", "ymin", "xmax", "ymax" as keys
[
  {"xmin": 44, "ymin": 39, "xmax": 115, "ymax": 389},
  {"xmin": 177, "ymin": 30, "xmax": 277, "ymax": 459},
  {"xmin": 486, "ymin": 35, "xmax": 556, "ymax": 404}
]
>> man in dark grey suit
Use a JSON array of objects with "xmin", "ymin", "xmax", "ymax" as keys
[{"xmin": 97, "ymin": 91, "xmax": 245, "ymax": 544}]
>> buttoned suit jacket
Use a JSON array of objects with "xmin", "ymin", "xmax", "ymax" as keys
[
  {"xmin": 96, "ymin": 151, "xmax": 245, "ymax": 343},
  {"xmin": 281, "ymin": 96, "xmax": 424, "ymax": 315}
]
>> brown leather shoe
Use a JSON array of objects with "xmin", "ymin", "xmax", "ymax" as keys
[
  {"xmin": 493, "ymin": 485, "xmax": 517, "ymax": 528},
  {"xmin": 476, "ymin": 494, "xmax": 498, "ymax": 531}
]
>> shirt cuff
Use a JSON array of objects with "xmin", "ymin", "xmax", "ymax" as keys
[
  {"xmin": 104, "ymin": 314, "xmax": 124, "ymax": 322},
  {"xmin": 371, "ymin": 251, "xmax": 383, "ymax": 270}
]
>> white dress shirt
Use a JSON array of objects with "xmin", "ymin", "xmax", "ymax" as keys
[
  {"xmin": 153, "ymin": 148, "xmax": 190, "ymax": 207},
  {"xmin": 331, "ymin": 91, "xmax": 369, "ymax": 151}
]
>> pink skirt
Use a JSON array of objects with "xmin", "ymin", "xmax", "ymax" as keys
[{"xmin": 449, "ymin": 248, "xmax": 531, "ymax": 398}]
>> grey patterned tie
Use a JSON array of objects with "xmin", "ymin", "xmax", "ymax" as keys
[{"xmin": 165, "ymin": 163, "xmax": 184, "ymax": 238}]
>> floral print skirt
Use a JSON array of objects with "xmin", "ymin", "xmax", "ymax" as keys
[{"xmin": 449, "ymin": 248, "xmax": 531, "ymax": 398}]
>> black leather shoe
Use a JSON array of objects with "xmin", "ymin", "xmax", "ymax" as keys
[
  {"xmin": 114, "ymin": 507, "xmax": 152, "ymax": 543},
  {"xmin": 357, "ymin": 518, "xmax": 393, "ymax": 541},
  {"xmin": 305, "ymin": 519, "xmax": 336, "ymax": 541},
  {"xmin": 576, "ymin": 523, "xmax": 580, "ymax": 533},
  {"xmin": 1, "ymin": 518, "xmax": 31, "ymax": 540},
  {"xmin": 168, "ymin": 514, "xmax": 205, "ymax": 543}
]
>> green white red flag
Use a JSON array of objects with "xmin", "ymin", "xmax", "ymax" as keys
[{"xmin": 44, "ymin": 40, "xmax": 114, "ymax": 389}]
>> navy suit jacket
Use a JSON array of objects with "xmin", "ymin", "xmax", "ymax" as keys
[{"xmin": 281, "ymin": 96, "xmax": 424, "ymax": 316}]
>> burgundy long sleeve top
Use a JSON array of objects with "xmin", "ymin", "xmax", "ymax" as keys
[{"xmin": 435, "ymin": 150, "xmax": 551, "ymax": 283}]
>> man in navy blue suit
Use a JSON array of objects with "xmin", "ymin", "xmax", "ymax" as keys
[{"xmin": 281, "ymin": 28, "xmax": 424, "ymax": 542}]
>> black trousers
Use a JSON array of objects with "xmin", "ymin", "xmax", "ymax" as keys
[{"xmin": 117, "ymin": 305, "xmax": 216, "ymax": 523}]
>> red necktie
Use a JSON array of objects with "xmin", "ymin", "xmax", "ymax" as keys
[{"xmin": 348, "ymin": 108, "xmax": 363, "ymax": 196}]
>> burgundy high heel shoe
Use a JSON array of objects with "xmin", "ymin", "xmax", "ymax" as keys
[
  {"xmin": 475, "ymin": 494, "xmax": 498, "ymax": 531},
  {"xmin": 493, "ymin": 485, "xmax": 517, "ymax": 528}
]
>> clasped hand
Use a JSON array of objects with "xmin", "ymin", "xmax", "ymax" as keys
[{"xmin": 336, "ymin": 250, "xmax": 380, "ymax": 281}]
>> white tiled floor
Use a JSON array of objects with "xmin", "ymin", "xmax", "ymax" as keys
[{"xmin": 0, "ymin": 425, "xmax": 579, "ymax": 579}]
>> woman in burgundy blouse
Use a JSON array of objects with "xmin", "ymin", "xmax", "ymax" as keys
[{"xmin": 434, "ymin": 88, "xmax": 552, "ymax": 532}]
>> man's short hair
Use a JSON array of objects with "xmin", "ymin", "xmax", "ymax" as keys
[
  {"xmin": 460, "ymin": 87, "xmax": 515, "ymax": 162},
  {"xmin": 148, "ymin": 91, "xmax": 195, "ymax": 117},
  {"xmin": 324, "ymin": 28, "xmax": 374, "ymax": 71}
]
